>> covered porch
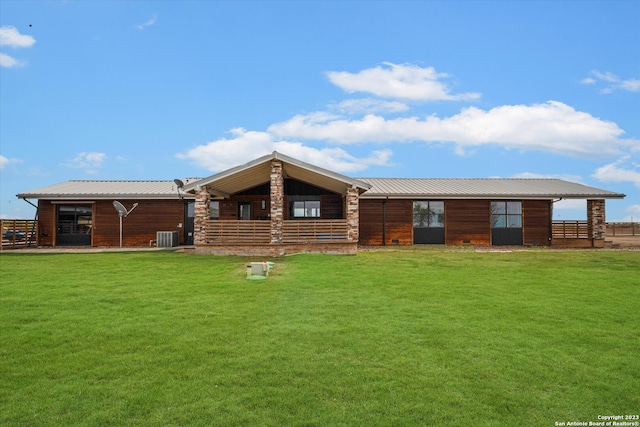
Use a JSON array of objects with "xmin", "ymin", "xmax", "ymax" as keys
[
  {"xmin": 184, "ymin": 152, "xmax": 370, "ymax": 256},
  {"xmin": 551, "ymin": 199, "xmax": 610, "ymax": 248}
]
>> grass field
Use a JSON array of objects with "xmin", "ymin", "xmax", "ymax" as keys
[{"xmin": 1, "ymin": 249, "xmax": 638, "ymax": 426}]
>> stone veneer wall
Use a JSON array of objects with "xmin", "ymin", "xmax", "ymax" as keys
[
  {"xmin": 345, "ymin": 185, "xmax": 359, "ymax": 242},
  {"xmin": 587, "ymin": 199, "xmax": 606, "ymax": 242},
  {"xmin": 193, "ymin": 186, "xmax": 210, "ymax": 245},
  {"xmin": 270, "ymin": 160, "xmax": 284, "ymax": 244}
]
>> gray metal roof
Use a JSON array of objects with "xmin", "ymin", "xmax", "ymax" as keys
[
  {"xmin": 357, "ymin": 178, "xmax": 626, "ymax": 199},
  {"xmin": 17, "ymin": 180, "xmax": 197, "ymax": 200}
]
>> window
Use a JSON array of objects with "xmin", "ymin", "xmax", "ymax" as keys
[
  {"xmin": 290, "ymin": 198, "xmax": 320, "ymax": 218},
  {"xmin": 209, "ymin": 201, "xmax": 219, "ymax": 220},
  {"xmin": 413, "ymin": 201, "xmax": 444, "ymax": 228},
  {"xmin": 491, "ymin": 201, "xmax": 522, "ymax": 228}
]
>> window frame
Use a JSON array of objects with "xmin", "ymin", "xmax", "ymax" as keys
[
  {"xmin": 491, "ymin": 200, "xmax": 522, "ymax": 229},
  {"xmin": 209, "ymin": 200, "xmax": 220, "ymax": 220},
  {"xmin": 290, "ymin": 196, "xmax": 321, "ymax": 219},
  {"xmin": 413, "ymin": 200, "xmax": 445, "ymax": 228}
]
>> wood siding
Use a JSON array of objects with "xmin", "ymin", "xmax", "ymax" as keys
[
  {"xmin": 445, "ymin": 200, "xmax": 491, "ymax": 245},
  {"xmin": 523, "ymin": 200, "xmax": 551, "ymax": 246},
  {"xmin": 38, "ymin": 199, "xmax": 185, "ymax": 247},
  {"xmin": 36, "ymin": 201, "xmax": 56, "ymax": 246},
  {"xmin": 359, "ymin": 199, "xmax": 412, "ymax": 245},
  {"xmin": 219, "ymin": 194, "xmax": 343, "ymax": 221}
]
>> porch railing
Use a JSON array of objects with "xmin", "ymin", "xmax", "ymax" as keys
[
  {"xmin": 203, "ymin": 219, "xmax": 349, "ymax": 244},
  {"xmin": 283, "ymin": 220, "xmax": 348, "ymax": 243},
  {"xmin": 552, "ymin": 221, "xmax": 589, "ymax": 239},
  {"xmin": 205, "ymin": 220, "xmax": 271, "ymax": 244}
]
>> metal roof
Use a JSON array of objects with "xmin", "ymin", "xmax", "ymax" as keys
[
  {"xmin": 357, "ymin": 178, "xmax": 626, "ymax": 199},
  {"xmin": 16, "ymin": 180, "xmax": 197, "ymax": 200},
  {"xmin": 183, "ymin": 151, "xmax": 372, "ymax": 196}
]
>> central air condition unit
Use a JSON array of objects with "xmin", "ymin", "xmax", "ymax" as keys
[{"xmin": 157, "ymin": 231, "xmax": 179, "ymax": 247}]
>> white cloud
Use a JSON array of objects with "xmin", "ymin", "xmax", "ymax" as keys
[
  {"xmin": 0, "ymin": 26, "xmax": 35, "ymax": 48},
  {"xmin": 626, "ymin": 204, "xmax": 640, "ymax": 218},
  {"xmin": 581, "ymin": 70, "xmax": 640, "ymax": 94},
  {"xmin": 330, "ymin": 98, "xmax": 409, "ymax": 114},
  {"xmin": 0, "ymin": 154, "xmax": 22, "ymax": 170},
  {"xmin": 554, "ymin": 199, "xmax": 587, "ymax": 211},
  {"xmin": 0, "ymin": 52, "xmax": 25, "ymax": 68},
  {"xmin": 176, "ymin": 128, "xmax": 393, "ymax": 173},
  {"xmin": 64, "ymin": 152, "xmax": 107, "ymax": 173},
  {"xmin": 269, "ymin": 101, "xmax": 631, "ymax": 158},
  {"xmin": 326, "ymin": 62, "xmax": 481, "ymax": 101},
  {"xmin": 592, "ymin": 156, "xmax": 640, "ymax": 188},
  {"xmin": 0, "ymin": 26, "xmax": 35, "ymax": 68},
  {"xmin": 134, "ymin": 13, "xmax": 158, "ymax": 30}
]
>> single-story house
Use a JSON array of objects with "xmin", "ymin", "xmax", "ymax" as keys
[{"xmin": 17, "ymin": 151, "xmax": 625, "ymax": 255}]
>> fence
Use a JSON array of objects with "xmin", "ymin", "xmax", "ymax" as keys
[
  {"xmin": 606, "ymin": 222, "xmax": 638, "ymax": 236},
  {"xmin": 1, "ymin": 219, "xmax": 38, "ymax": 250}
]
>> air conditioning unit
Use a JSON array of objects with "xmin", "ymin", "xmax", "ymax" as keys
[{"xmin": 157, "ymin": 231, "xmax": 179, "ymax": 247}]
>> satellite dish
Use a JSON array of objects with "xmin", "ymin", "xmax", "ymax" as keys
[
  {"xmin": 112, "ymin": 200, "xmax": 139, "ymax": 248},
  {"xmin": 173, "ymin": 179, "xmax": 184, "ymax": 189},
  {"xmin": 113, "ymin": 200, "xmax": 127, "ymax": 217}
]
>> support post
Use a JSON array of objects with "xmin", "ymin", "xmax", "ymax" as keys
[
  {"xmin": 194, "ymin": 186, "xmax": 210, "ymax": 245},
  {"xmin": 270, "ymin": 160, "xmax": 284, "ymax": 244},
  {"xmin": 345, "ymin": 185, "xmax": 359, "ymax": 242},
  {"xmin": 587, "ymin": 199, "xmax": 606, "ymax": 247}
]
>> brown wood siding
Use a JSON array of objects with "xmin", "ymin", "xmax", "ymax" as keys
[
  {"xmin": 359, "ymin": 199, "xmax": 412, "ymax": 245},
  {"xmin": 322, "ymin": 194, "xmax": 343, "ymax": 219},
  {"xmin": 93, "ymin": 200, "xmax": 185, "ymax": 246},
  {"xmin": 37, "ymin": 201, "xmax": 55, "ymax": 246},
  {"xmin": 221, "ymin": 194, "xmax": 343, "ymax": 221},
  {"xmin": 445, "ymin": 200, "xmax": 491, "ymax": 245},
  {"xmin": 523, "ymin": 200, "xmax": 551, "ymax": 246},
  {"xmin": 37, "ymin": 199, "xmax": 184, "ymax": 246}
]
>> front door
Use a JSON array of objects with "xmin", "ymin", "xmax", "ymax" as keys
[
  {"xmin": 184, "ymin": 201, "xmax": 195, "ymax": 245},
  {"xmin": 238, "ymin": 202, "xmax": 252, "ymax": 220},
  {"xmin": 56, "ymin": 204, "xmax": 93, "ymax": 246}
]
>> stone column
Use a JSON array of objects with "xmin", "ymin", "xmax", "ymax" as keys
[
  {"xmin": 345, "ymin": 185, "xmax": 359, "ymax": 242},
  {"xmin": 587, "ymin": 199, "xmax": 606, "ymax": 246},
  {"xmin": 194, "ymin": 186, "xmax": 210, "ymax": 245},
  {"xmin": 270, "ymin": 160, "xmax": 284, "ymax": 244}
]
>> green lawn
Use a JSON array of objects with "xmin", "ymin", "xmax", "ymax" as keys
[{"xmin": 1, "ymin": 249, "xmax": 638, "ymax": 426}]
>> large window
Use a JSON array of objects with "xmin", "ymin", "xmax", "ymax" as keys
[
  {"xmin": 413, "ymin": 201, "xmax": 444, "ymax": 228},
  {"xmin": 491, "ymin": 201, "xmax": 522, "ymax": 228},
  {"xmin": 290, "ymin": 197, "xmax": 320, "ymax": 218}
]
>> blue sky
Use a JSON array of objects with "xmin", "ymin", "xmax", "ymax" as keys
[{"xmin": 1, "ymin": 0, "xmax": 639, "ymax": 221}]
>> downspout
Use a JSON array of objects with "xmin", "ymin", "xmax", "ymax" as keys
[
  {"xmin": 382, "ymin": 197, "xmax": 388, "ymax": 246},
  {"xmin": 21, "ymin": 198, "xmax": 39, "ymax": 247}
]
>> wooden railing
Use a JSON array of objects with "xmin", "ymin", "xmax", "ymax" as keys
[
  {"xmin": 283, "ymin": 220, "xmax": 348, "ymax": 243},
  {"xmin": 552, "ymin": 221, "xmax": 589, "ymax": 239},
  {"xmin": 203, "ymin": 219, "xmax": 349, "ymax": 244},
  {"xmin": 205, "ymin": 220, "xmax": 271, "ymax": 244},
  {"xmin": 1, "ymin": 219, "xmax": 38, "ymax": 250}
]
